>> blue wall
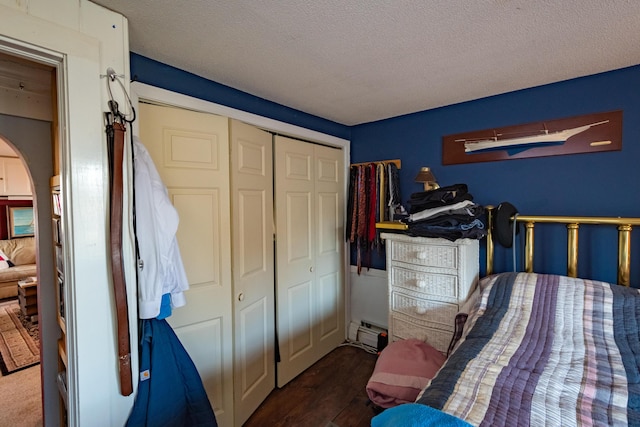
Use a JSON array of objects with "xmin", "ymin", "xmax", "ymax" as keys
[
  {"xmin": 352, "ymin": 65, "xmax": 640, "ymax": 286},
  {"xmin": 130, "ymin": 53, "xmax": 350, "ymax": 140},
  {"xmin": 131, "ymin": 53, "xmax": 640, "ymax": 286}
]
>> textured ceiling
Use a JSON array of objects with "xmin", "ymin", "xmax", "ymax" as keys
[{"xmin": 92, "ymin": 0, "xmax": 640, "ymax": 126}]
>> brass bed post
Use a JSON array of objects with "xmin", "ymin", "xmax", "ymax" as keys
[
  {"xmin": 486, "ymin": 205, "xmax": 494, "ymax": 276},
  {"xmin": 567, "ymin": 224, "xmax": 579, "ymax": 278},
  {"xmin": 524, "ymin": 222, "xmax": 535, "ymax": 273},
  {"xmin": 618, "ymin": 224, "xmax": 632, "ymax": 286}
]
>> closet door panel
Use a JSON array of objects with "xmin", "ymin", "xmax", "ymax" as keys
[
  {"xmin": 317, "ymin": 192, "xmax": 339, "ymax": 255},
  {"xmin": 275, "ymin": 136, "xmax": 345, "ymax": 387},
  {"xmin": 314, "ymin": 145, "xmax": 345, "ymax": 355},
  {"xmin": 286, "ymin": 280, "xmax": 314, "ymax": 356},
  {"xmin": 286, "ymin": 192, "xmax": 313, "ymax": 263},
  {"xmin": 237, "ymin": 190, "xmax": 266, "ymax": 275},
  {"xmin": 317, "ymin": 192, "xmax": 340, "ymax": 341},
  {"xmin": 170, "ymin": 190, "xmax": 219, "ymax": 287},
  {"xmin": 236, "ymin": 297, "xmax": 269, "ymax": 411},
  {"xmin": 174, "ymin": 317, "xmax": 225, "ymax": 414},
  {"xmin": 159, "ymin": 128, "xmax": 223, "ymax": 188},
  {"xmin": 162, "ymin": 128, "xmax": 221, "ymax": 169},
  {"xmin": 318, "ymin": 271, "xmax": 340, "ymax": 339},
  {"xmin": 275, "ymin": 135, "xmax": 316, "ymax": 387},
  {"xmin": 284, "ymin": 150, "xmax": 313, "ymax": 180},
  {"xmin": 230, "ymin": 119, "xmax": 275, "ymax": 426},
  {"xmin": 139, "ymin": 103, "xmax": 233, "ymax": 427}
]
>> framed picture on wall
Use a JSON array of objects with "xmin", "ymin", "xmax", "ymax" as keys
[{"xmin": 7, "ymin": 206, "xmax": 35, "ymax": 238}]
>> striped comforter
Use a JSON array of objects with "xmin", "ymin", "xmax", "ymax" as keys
[{"xmin": 415, "ymin": 272, "xmax": 640, "ymax": 427}]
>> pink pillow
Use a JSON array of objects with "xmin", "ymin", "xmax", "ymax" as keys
[{"xmin": 366, "ymin": 339, "xmax": 446, "ymax": 408}]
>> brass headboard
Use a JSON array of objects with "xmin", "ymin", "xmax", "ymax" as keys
[{"xmin": 486, "ymin": 206, "xmax": 640, "ymax": 286}]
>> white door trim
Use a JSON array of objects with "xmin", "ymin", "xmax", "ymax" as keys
[
  {"xmin": 0, "ymin": 36, "xmax": 67, "ymax": 426},
  {"xmin": 130, "ymin": 82, "xmax": 353, "ymax": 338},
  {"xmin": 130, "ymin": 83, "xmax": 349, "ymax": 149}
]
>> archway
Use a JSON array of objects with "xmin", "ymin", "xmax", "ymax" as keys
[{"xmin": 0, "ymin": 114, "xmax": 55, "ymax": 424}]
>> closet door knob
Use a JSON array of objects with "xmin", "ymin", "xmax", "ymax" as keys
[
  {"xmin": 238, "ymin": 293, "xmax": 245, "ymax": 302},
  {"xmin": 310, "ymin": 266, "xmax": 314, "ymax": 273}
]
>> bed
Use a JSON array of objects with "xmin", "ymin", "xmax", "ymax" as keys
[{"xmin": 372, "ymin": 212, "xmax": 640, "ymax": 427}]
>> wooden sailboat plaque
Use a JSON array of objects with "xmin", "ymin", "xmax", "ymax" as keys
[{"xmin": 442, "ymin": 110, "xmax": 622, "ymax": 165}]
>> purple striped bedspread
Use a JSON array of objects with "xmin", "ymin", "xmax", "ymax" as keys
[{"xmin": 413, "ymin": 272, "xmax": 640, "ymax": 427}]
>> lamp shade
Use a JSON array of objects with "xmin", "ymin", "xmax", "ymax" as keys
[
  {"xmin": 415, "ymin": 167, "xmax": 439, "ymax": 191},
  {"xmin": 415, "ymin": 167, "xmax": 436, "ymax": 183}
]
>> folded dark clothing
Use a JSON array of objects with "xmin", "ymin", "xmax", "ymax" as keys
[
  {"xmin": 403, "ymin": 204, "xmax": 485, "ymax": 225},
  {"xmin": 407, "ymin": 211, "xmax": 486, "ymax": 228},
  {"xmin": 406, "ymin": 218, "xmax": 487, "ymax": 241},
  {"xmin": 407, "ymin": 184, "xmax": 472, "ymax": 214}
]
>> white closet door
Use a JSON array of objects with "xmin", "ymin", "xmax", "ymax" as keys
[
  {"xmin": 229, "ymin": 119, "xmax": 274, "ymax": 426},
  {"xmin": 274, "ymin": 135, "xmax": 344, "ymax": 387},
  {"xmin": 139, "ymin": 103, "xmax": 234, "ymax": 427},
  {"xmin": 313, "ymin": 143, "xmax": 345, "ymax": 357}
]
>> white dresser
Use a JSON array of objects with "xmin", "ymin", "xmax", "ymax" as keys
[{"xmin": 381, "ymin": 233, "xmax": 479, "ymax": 353}]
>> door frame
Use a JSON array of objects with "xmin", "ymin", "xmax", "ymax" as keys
[
  {"xmin": 0, "ymin": 37, "xmax": 65, "ymax": 425},
  {"xmin": 1, "ymin": 13, "xmax": 137, "ymax": 423},
  {"xmin": 130, "ymin": 82, "xmax": 353, "ymax": 335}
]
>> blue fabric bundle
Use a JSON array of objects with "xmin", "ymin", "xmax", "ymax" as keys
[
  {"xmin": 371, "ymin": 403, "xmax": 472, "ymax": 427},
  {"xmin": 126, "ymin": 318, "xmax": 217, "ymax": 427}
]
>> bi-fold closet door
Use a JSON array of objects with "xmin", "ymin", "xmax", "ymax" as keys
[
  {"xmin": 273, "ymin": 135, "xmax": 345, "ymax": 387},
  {"xmin": 230, "ymin": 128, "xmax": 345, "ymax": 422},
  {"xmin": 138, "ymin": 103, "xmax": 344, "ymax": 427},
  {"xmin": 139, "ymin": 103, "xmax": 237, "ymax": 426},
  {"xmin": 229, "ymin": 119, "xmax": 275, "ymax": 426}
]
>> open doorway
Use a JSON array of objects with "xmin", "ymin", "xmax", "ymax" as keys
[
  {"xmin": 0, "ymin": 51, "xmax": 57, "ymax": 426},
  {"xmin": 0, "ymin": 137, "xmax": 42, "ymax": 424}
]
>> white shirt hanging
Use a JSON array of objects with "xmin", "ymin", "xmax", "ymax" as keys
[{"xmin": 133, "ymin": 136, "xmax": 188, "ymax": 319}]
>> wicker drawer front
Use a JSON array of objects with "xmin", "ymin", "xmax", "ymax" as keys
[
  {"xmin": 391, "ymin": 241, "xmax": 457, "ymax": 269},
  {"xmin": 391, "ymin": 291, "xmax": 457, "ymax": 330},
  {"xmin": 391, "ymin": 316, "xmax": 452, "ymax": 353},
  {"xmin": 390, "ymin": 266, "xmax": 458, "ymax": 300},
  {"xmin": 382, "ymin": 234, "xmax": 479, "ymax": 356}
]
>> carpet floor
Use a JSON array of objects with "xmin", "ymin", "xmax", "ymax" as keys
[
  {"xmin": 0, "ymin": 364, "xmax": 42, "ymax": 426},
  {"xmin": 0, "ymin": 301, "xmax": 40, "ymax": 375}
]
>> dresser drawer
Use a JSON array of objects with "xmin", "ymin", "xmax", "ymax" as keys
[
  {"xmin": 390, "ymin": 241, "xmax": 457, "ymax": 269},
  {"xmin": 391, "ymin": 316, "xmax": 452, "ymax": 353},
  {"xmin": 391, "ymin": 290, "xmax": 457, "ymax": 330},
  {"xmin": 389, "ymin": 265, "xmax": 458, "ymax": 300}
]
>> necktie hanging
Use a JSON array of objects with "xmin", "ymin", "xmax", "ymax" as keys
[{"xmin": 348, "ymin": 159, "xmax": 402, "ymax": 274}]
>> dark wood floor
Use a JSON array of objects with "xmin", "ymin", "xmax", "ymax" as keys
[{"xmin": 244, "ymin": 344, "xmax": 379, "ymax": 427}]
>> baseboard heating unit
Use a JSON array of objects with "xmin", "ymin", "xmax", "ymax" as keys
[{"xmin": 348, "ymin": 321, "xmax": 387, "ymax": 350}]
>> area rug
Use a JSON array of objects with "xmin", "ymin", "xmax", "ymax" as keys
[{"xmin": 0, "ymin": 301, "xmax": 40, "ymax": 375}]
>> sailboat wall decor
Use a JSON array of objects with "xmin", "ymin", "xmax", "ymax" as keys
[{"xmin": 442, "ymin": 110, "xmax": 622, "ymax": 165}]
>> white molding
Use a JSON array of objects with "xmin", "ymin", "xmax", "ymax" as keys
[
  {"xmin": 131, "ymin": 82, "xmax": 349, "ymax": 148},
  {"xmin": 2, "ymin": 5, "xmax": 136, "ymax": 425}
]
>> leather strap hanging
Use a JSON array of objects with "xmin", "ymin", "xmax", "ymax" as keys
[
  {"xmin": 103, "ymin": 69, "xmax": 136, "ymax": 397},
  {"xmin": 108, "ymin": 120, "xmax": 133, "ymax": 396}
]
